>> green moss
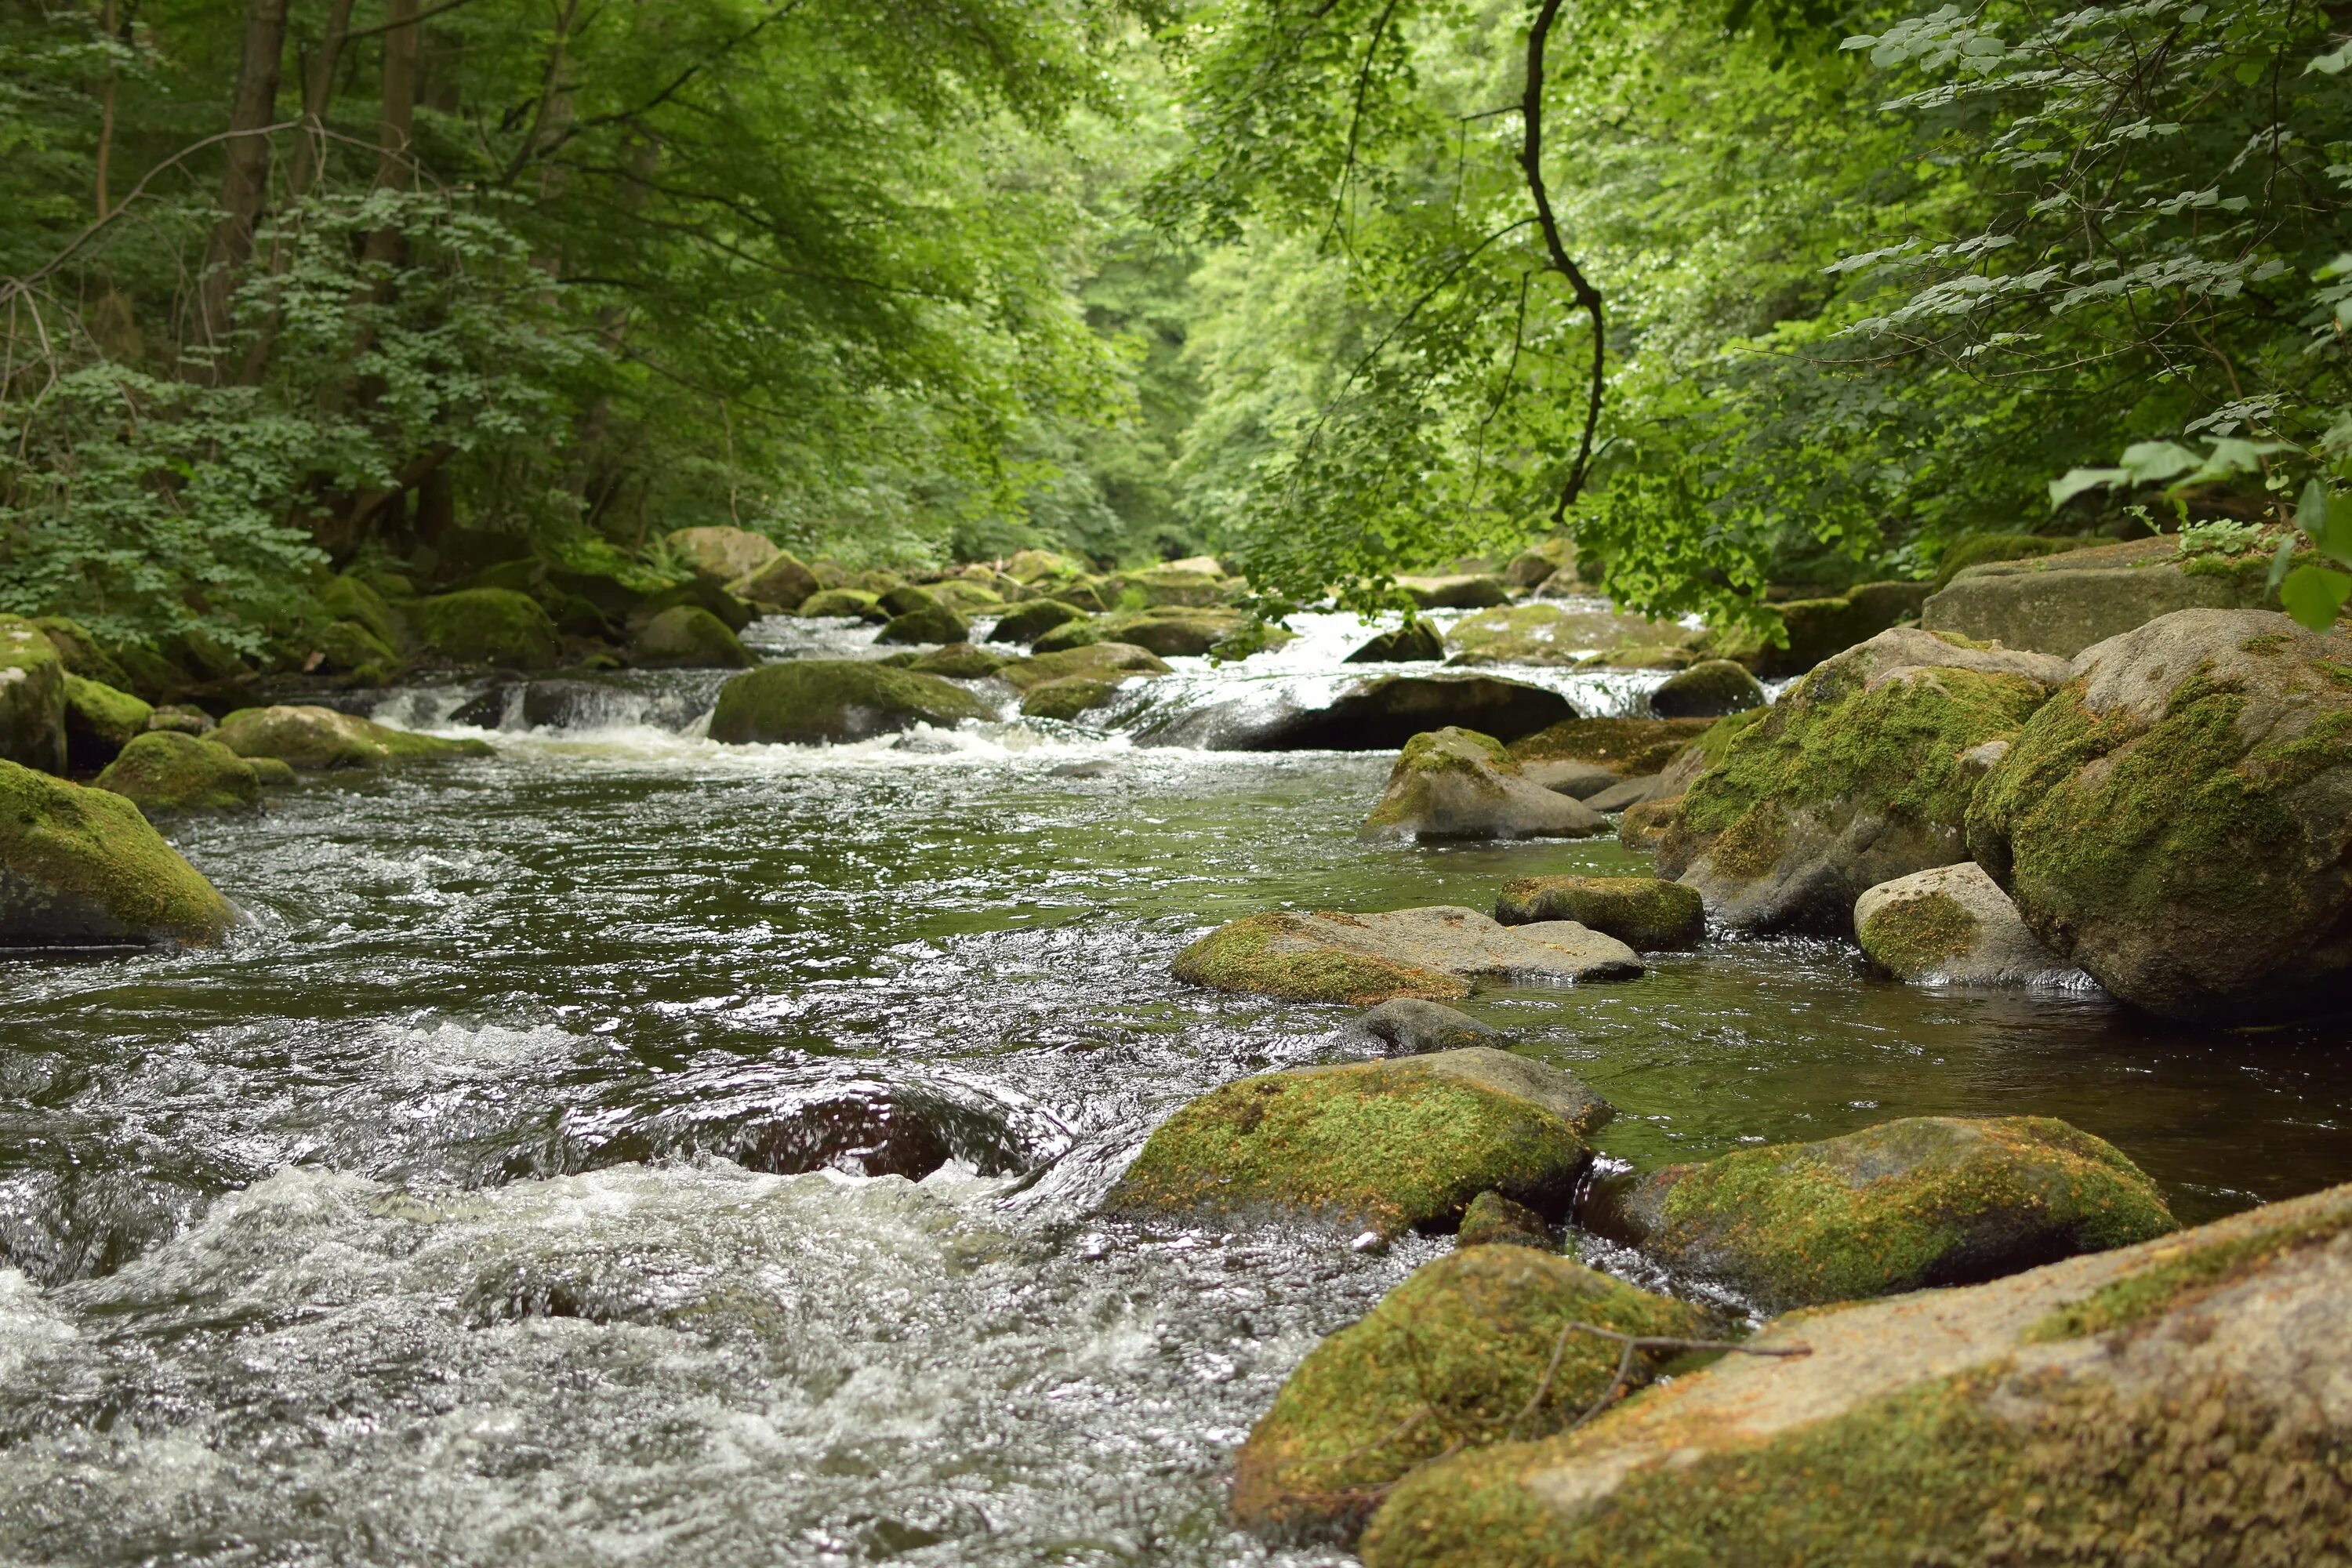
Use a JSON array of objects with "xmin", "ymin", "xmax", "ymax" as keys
[
  {"xmin": 909, "ymin": 643, "xmax": 1005, "ymax": 678},
  {"xmin": 1364, "ymin": 728, "xmax": 1518, "ymax": 831},
  {"xmin": 2031, "ymin": 1208, "xmax": 2352, "ymax": 1342},
  {"xmin": 1171, "ymin": 912, "xmax": 1466, "ymax": 1004},
  {"xmin": 1929, "ymin": 532, "xmax": 2086, "ymax": 592},
  {"xmin": 313, "ymin": 619, "xmax": 401, "ymax": 680},
  {"xmin": 1616, "ymin": 797, "xmax": 1682, "ymax": 852},
  {"xmin": 1109, "ymin": 1059, "xmax": 1592, "ymax": 1236},
  {"xmin": 990, "ymin": 598, "xmax": 1090, "ymax": 644},
  {"xmin": 1457, "ymin": 1191, "xmax": 1555, "ymax": 1250},
  {"xmin": 1508, "ymin": 717, "xmax": 1716, "ymax": 774},
  {"xmin": 1233, "ymin": 1248, "xmax": 1704, "ymax": 1541},
  {"xmin": 875, "ymin": 600, "xmax": 972, "ymax": 646},
  {"xmin": 797, "ymin": 587, "xmax": 887, "ymax": 621},
  {"xmin": 1697, "ymin": 797, "xmax": 1788, "ymax": 880},
  {"xmin": 62, "ymin": 675, "xmax": 151, "ymax": 771},
  {"xmin": 1630, "ymin": 1116, "xmax": 2174, "ymax": 1309},
  {"xmin": 319, "ymin": 575, "xmax": 405, "ymax": 649},
  {"xmin": 706, "ymin": 660, "xmax": 991, "ymax": 745},
  {"xmin": 1021, "ymin": 676, "xmax": 1122, "ymax": 720},
  {"xmin": 411, "ymin": 589, "xmax": 561, "ymax": 669},
  {"xmin": 0, "ymin": 757, "xmax": 234, "ymax": 945},
  {"xmin": 0, "ymin": 615, "xmax": 67, "ymax": 775},
  {"xmin": 1856, "ymin": 889, "xmax": 1978, "ymax": 975},
  {"xmin": 93, "ymin": 731, "xmax": 261, "ymax": 815},
  {"xmin": 213, "ymin": 706, "xmax": 489, "ymax": 770},
  {"xmin": 1494, "ymin": 877, "xmax": 1704, "ymax": 950},
  {"xmin": 999, "ymin": 642, "xmax": 1172, "ymax": 693},
  {"xmin": 31, "ymin": 617, "xmax": 134, "ymax": 691},
  {"xmin": 630, "ymin": 605, "xmax": 753, "ymax": 668},
  {"xmin": 1031, "ymin": 616, "xmax": 1109, "ymax": 654}
]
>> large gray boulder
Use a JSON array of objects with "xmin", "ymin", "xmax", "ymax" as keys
[
  {"xmin": 1656, "ymin": 627, "xmax": 2068, "ymax": 935},
  {"xmin": 1921, "ymin": 535, "xmax": 2273, "ymax": 656},
  {"xmin": 1855, "ymin": 861, "xmax": 2079, "ymax": 986},
  {"xmin": 1362, "ymin": 728, "xmax": 1606, "ymax": 841},
  {"xmin": 1969, "ymin": 608, "xmax": 2352, "ymax": 1022}
]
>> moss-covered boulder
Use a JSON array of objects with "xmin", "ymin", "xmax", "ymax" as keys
[
  {"xmin": 1655, "ymin": 627, "xmax": 2068, "ymax": 935},
  {"xmin": 797, "ymin": 587, "xmax": 887, "ymax": 622},
  {"xmin": 1496, "ymin": 876, "xmax": 1704, "ymax": 950},
  {"xmin": 1021, "ymin": 676, "xmax": 1123, "ymax": 721},
  {"xmin": 1109, "ymin": 1047, "xmax": 1610, "ymax": 1238},
  {"xmin": 630, "ymin": 605, "xmax": 754, "ymax": 669},
  {"xmin": 1615, "ymin": 796, "xmax": 1681, "ymax": 853},
  {"xmin": 998, "ymin": 641, "xmax": 1171, "ymax": 693},
  {"xmin": 1401, "ymin": 574, "xmax": 1513, "ymax": 611},
  {"xmin": 1712, "ymin": 586, "xmax": 1926, "ymax": 679},
  {"xmin": 410, "ymin": 588, "xmax": 561, "ymax": 669},
  {"xmin": 874, "ymin": 597, "xmax": 971, "ymax": 647},
  {"xmin": 93, "ymin": 731, "xmax": 262, "ymax": 815},
  {"xmin": 310, "ymin": 619, "xmax": 401, "ymax": 681},
  {"xmin": 1004, "ymin": 547, "xmax": 1086, "ymax": 584},
  {"xmin": 1174, "ymin": 906, "xmax": 1642, "ymax": 1004},
  {"xmin": 925, "ymin": 578, "xmax": 1004, "ymax": 615},
  {"xmin": 1507, "ymin": 716, "xmax": 1715, "ymax": 777},
  {"xmin": 1596, "ymin": 1116, "xmax": 2173, "ymax": 1312},
  {"xmin": 248, "ymin": 756, "xmax": 296, "ymax": 787},
  {"xmin": 667, "ymin": 525, "xmax": 781, "ymax": 586},
  {"xmin": 318, "ymin": 575, "xmax": 405, "ymax": 650},
  {"xmin": 0, "ymin": 615, "xmax": 68, "ymax": 775},
  {"xmin": 145, "ymin": 703, "xmax": 214, "ymax": 736},
  {"xmin": 989, "ymin": 598, "xmax": 1090, "ymax": 645},
  {"xmin": 1967, "ymin": 608, "xmax": 2352, "ymax": 1021},
  {"xmin": 0, "ymin": 758, "xmax": 234, "ymax": 946},
  {"xmin": 907, "ymin": 642, "xmax": 1004, "ymax": 679},
  {"xmin": 1446, "ymin": 604, "xmax": 1690, "ymax": 667},
  {"xmin": 729, "ymin": 548, "xmax": 820, "ymax": 612},
  {"xmin": 1503, "ymin": 539, "xmax": 1575, "ymax": 589},
  {"xmin": 212, "ymin": 705, "xmax": 490, "ymax": 770},
  {"xmin": 1233, "ymin": 1246, "xmax": 1703, "ymax": 1542},
  {"xmin": 1648, "ymin": 659, "xmax": 1764, "ymax": 720},
  {"xmin": 1133, "ymin": 563, "xmax": 1234, "ymax": 608},
  {"xmin": 1364, "ymin": 728, "xmax": 1606, "ymax": 842},
  {"xmin": 1031, "ymin": 607, "xmax": 1264, "ymax": 659},
  {"xmin": 1359, "ymin": 1181, "xmax": 2352, "ymax": 1568},
  {"xmin": 1855, "ymin": 861, "xmax": 2073, "ymax": 985},
  {"xmin": 1922, "ymin": 535, "xmax": 2273, "ymax": 657},
  {"xmin": 1230, "ymin": 674, "xmax": 1577, "ymax": 752},
  {"xmin": 1345, "ymin": 620, "xmax": 1446, "ymax": 663},
  {"xmin": 31, "ymin": 616, "xmax": 135, "ymax": 692},
  {"xmin": 62, "ymin": 676, "xmax": 151, "ymax": 771},
  {"xmin": 707, "ymin": 659, "xmax": 992, "ymax": 745},
  {"xmin": 1455, "ymin": 1190, "xmax": 1554, "ymax": 1249},
  {"xmin": 1929, "ymin": 531, "xmax": 2086, "ymax": 592}
]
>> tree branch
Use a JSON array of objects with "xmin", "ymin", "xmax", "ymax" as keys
[{"xmin": 1520, "ymin": 0, "xmax": 1606, "ymax": 519}]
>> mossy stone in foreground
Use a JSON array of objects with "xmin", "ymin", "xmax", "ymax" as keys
[
  {"xmin": 0, "ymin": 758, "xmax": 234, "ymax": 946},
  {"xmin": 630, "ymin": 605, "xmax": 754, "ymax": 668},
  {"xmin": 93, "ymin": 731, "xmax": 262, "ymax": 815},
  {"xmin": 1495, "ymin": 876, "xmax": 1703, "ymax": 950},
  {"xmin": 410, "ymin": 588, "xmax": 561, "ymax": 669},
  {"xmin": 1108, "ymin": 1049, "xmax": 1603, "ymax": 1237},
  {"xmin": 0, "ymin": 615, "xmax": 67, "ymax": 775},
  {"xmin": 1608, "ymin": 1115, "xmax": 2173, "ymax": 1311},
  {"xmin": 1363, "ymin": 728, "xmax": 1606, "ymax": 842},
  {"xmin": 213, "ymin": 706, "xmax": 491, "ymax": 770},
  {"xmin": 707, "ymin": 660, "xmax": 991, "ymax": 746},
  {"xmin": 63, "ymin": 675, "xmax": 152, "ymax": 771},
  {"xmin": 1232, "ymin": 1247, "xmax": 1703, "ymax": 1542}
]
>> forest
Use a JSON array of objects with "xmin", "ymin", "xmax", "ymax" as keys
[{"xmin": 2, "ymin": 0, "xmax": 2347, "ymax": 662}]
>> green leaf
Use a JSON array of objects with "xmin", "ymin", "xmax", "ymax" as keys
[
  {"xmin": 2049, "ymin": 466, "xmax": 2129, "ymax": 509},
  {"xmin": 2299, "ymin": 477, "xmax": 2343, "ymax": 559},
  {"xmin": 2279, "ymin": 564, "xmax": 2352, "ymax": 630}
]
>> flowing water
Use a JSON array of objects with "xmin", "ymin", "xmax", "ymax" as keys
[{"xmin": 3, "ymin": 608, "xmax": 2349, "ymax": 1566}]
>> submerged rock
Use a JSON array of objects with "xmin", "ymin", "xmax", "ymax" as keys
[
  {"xmin": 212, "ymin": 705, "xmax": 490, "ymax": 769},
  {"xmin": 1021, "ymin": 677, "xmax": 1125, "ymax": 721},
  {"xmin": 1969, "ymin": 608, "xmax": 2352, "ymax": 1022},
  {"xmin": 630, "ymin": 604, "xmax": 754, "ymax": 668},
  {"xmin": 1232, "ymin": 674, "xmax": 1577, "ymax": 752},
  {"xmin": 0, "ymin": 758, "xmax": 234, "ymax": 946},
  {"xmin": 1336, "ymin": 997, "xmax": 1507, "ymax": 1056},
  {"xmin": 707, "ymin": 659, "xmax": 991, "ymax": 745},
  {"xmin": 1344, "ymin": 621, "xmax": 1446, "ymax": 663},
  {"xmin": 1232, "ymin": 1246, "xmax": 1701, "ymax": 1543},
  {"xmin": 0, "ymin": 615, "xmax": 67, "ymax": 775},
  {"xmin": 1922, "ymin": 534, "xmax": 2273, "ymax": 657},
  {"xmin": 1173, "ymin": 906, "xmax": 1642, "ymax": 1004},
  {"xmin": 997, "ymin": 641, "xmax": 1171, "ymax": 693},
  {"xmin": 1496, "ymin": 876, "xmax": 1704, "ymax": 951},
  {"xmin": 1593, "ymin": 1115, "xmax": 2173, "ymax": 1312},
  {"xmin": 1657, "ymin": 628, "xmax": 2067, "ymax": 935},
  {"xmin": 93, "ymin": 731, "xmax": 262, "ymax": 815},
  {"xmin": 1648, "ymin": 658, "xmax": 1764, "ymax": 719},
  {"xmin": 1363, "ymin": 728, "xmax": 1606, "ymax": 842},
  {"xmin": 62, "ymin": 675, "xmax": 151, "ymax": 771},
  {"xmin": 1361, "ymin": 1180, "xmax": 2352, "ymax": 1568},
  {"xmin": 988, "ymin": 598, "xmax": 1090, "ymax": 646},
  {"xmin": 1107, "ymin": 1047, "xmax": 1610, "ymax": 1238},
  {"xmin": 411, "ymin": 588, "xmax": 561, "ymax": 669},
  {"xmin": 1855, "ymin": 861, "xmax": 2074, "ymax": 985}
]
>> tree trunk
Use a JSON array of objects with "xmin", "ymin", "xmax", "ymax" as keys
[
  {"xmin": 284, "ymin": 0, "xmax": 358, "ymax": 204},
  {"xmin": 194, "ymin": 0, "xmax": 292, "ymax": 368}
]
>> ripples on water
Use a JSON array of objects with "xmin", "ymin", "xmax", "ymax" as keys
[{"xmin": 2, "ymin": 610, "xmax": 2347, "ymax": 1565}]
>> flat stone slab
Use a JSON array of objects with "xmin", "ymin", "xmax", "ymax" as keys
[{"xmin": 1173, "ymin": 906, "xmax": 1643, "ymax": 1004}]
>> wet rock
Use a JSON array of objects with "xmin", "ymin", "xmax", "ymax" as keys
[
  {"xmin": 1507, "ymin": 716, "xmax": 1715, "ymax": 777},
  {"xmin": 1344, "ymin": 622, "xmax": 1446, "ymax": 663},
  {"xmin": 1923, "ymin": 535, "xmax": 2272, "ymax": 657},
  {"xmin": 629, "ymin": 605, "xmax": 754, "ymax": 668},
  {"xmin": 410, "ymin": 588, "xmax": 561, "ymax": 670},
  {"xmin": 1519, "ymin": 758, "xmax": 1620, "ymax": 799},
  {"xmin": 1231, "ymin": 673, "xmax": 1577, "ymax": 752},
  {"xmin": 989, "ymin": 598, "xmax": 1090, "ymax": 645},
  {"xmin": 1133, "ymin": 564, "xmax": 1234, "ymax": 608},
  {"xmin": 1173, "ymin": 906, "xmax": 1642, "ymax": 1004},
  {"xmin": 144, "ymin": 703, "xmax": 214, "ymax": 736},
  {"xmin": 1033, "ymin": 608, "xmax": 1265, "ymax": 659},
  {"xmin": 0, "ymin": 758, "xmax": 235, "ymax": 946},
  {"xmin": 1648, "ymin": 659, "xmax": 1764, "ymax": 719},
  {"xmin": 907, "ymin": 642, "xmax": 1004, "ymax": 679},
  {"xmin": 1021, "ymin": 677, "xmax": 1124, "ymax": 722},
  {"xmin": 796, "ymin": 587, "xmax": 889, "ymax": 622},
  {"xmin": 212, "ymin": 705, "xmax": 491, "ymax": 769},
  {"xmin": 62, "ymin": 676, "xmax": 151, "ymax": 771},
  {"xmin": 1657, "ymin": 627, "xmax": 2069, "ymax": 935},
  {"xmin": 1855, "ymin": 861, "xmax": 2075, "ymax": 985},
  {"xmin": 1968, "ymin": 608, "xmax": 2352, "ymax": 1022},
  {"xmin": 1713, "ymin": 583, "xmax": 1928, "ymax": 679},
  {"xmin": 1108, "ymin": 1047, "xmax": 1610, "ymax": 1238},
  {"xmin": 93, "ymin": 731, "xmax": 261, "ymax": 815},
  {"xmin": 1592, "ymin": 1115, "xmax": 2172, "ymax": 1312},
  {"xmin": 997, "ymin": 641, "xmax": 1171, "ymax": 693},
  {"xmin": 1049, "ymin": 759, "xmax": 1115, "ymax": 779},
  {"xmin": 1338, "ymin": 997, "xmax": 1507, "ymax": 1056},
  {"xmin": 31, "ymin": 615, "xmax": 137, "ymax": 693},
  {"xmin": 309, "ymin": 619, "xmax": 401, "ymax": 681},
  {"xmin": 1401, "ymin": 574, "xmax": 1512, "ymax": 611},
  {"xmin": 1616, "ymin": 796, "xmax": 1681, "ymax": 852},
  {"xmin": 1363, "ymin": 728, "xmax": 1606, "ymax": 842},
  {"xmin": 667, "ymin": 525, "xmax": 781, "ymax": 586},
  {"xmin": 1233, "ymin": 1246, "xmax": 1700, "ymax": 1544},
  {"xmin": 1497, "ymin": 876, "xmax": 1704, "ymax": 951},
  {"xmin": 1503, "ymin": 539, "xmax": 1574, "ymax": 589},
  {"xmin": 728, "ymin": 548, "xmax": 820, "ymax": 612},
  {"xmin": 248, "ymin": 757, "xmax": 296, "ymax": 787},
  {"xmin": 1583, "ymin": 773, "xmax": 1668, "ymax": 812},
  {"xmin": 1359, "ymin": 1181, "xmax": 2352, "ymax": 1568},
  {"xmin": 1929, "ymin": 531, "xmax": 2088, "ymax": 592},
  {"xmin": 1446, "ymin": 604, "xmax": 1689, "ymax": 667},
  {"xmin": 707, "ymin": 659, "xmax": 991, "ymax": 746},
  {"xmin": 0, "ymin": 616, "xmax": 67, "ymax": 775},
  {"xmin": 874, "ymin": 593, "xmax": 971, "ymax": 647},
  {"xmin": 1455, "ymin": 1190, "xmax": 1555, "ymax": 1249}
]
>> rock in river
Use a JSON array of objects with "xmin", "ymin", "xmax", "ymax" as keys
[
  {"xmin": 93, "ymin": 731, "xmax": 262, "ymax": 815},
  {"xmin": 1854, "ymin": 860, "xmax": 2075, "ymax": 985},
  {"xmin": 1363, "ymin": 728, "xmax": 1606, "ymax": 842},
  {"xmin": 1334, "ymin": 997, "xmax": 1507, "ymax": 1057},
  {"xmin": 709, "ymin": 659, "xmax": 992, "ymax": 746},
  {"xmin": 62, "ymin": 675, "xmax": 151, "ymax": 771},
  {"xmin": 0, "ymin": 615, "xmax": 67, "ymax": 775},
  {"xmin": 873, "ymin": 592, "xmax": 971, "ymax": 647},
  {"xmin": 665, "ymin": 524, "xmax": 781, "ymax": 587},
  {"xmin": 629, "ymin": 604, "xmax": 754, "ymax": 668},
  {"xmin": 1221, "ymin": 673, "xmax": 1577, "ymax": 752},
  {"xmin": 213, "ymin": 705, "xmax": 491, "ymax": 770},
  {"xmin": 1173, "ymin": 906, "xmax": 1642, "ymax": 1004},
  {"xmin": 1107, "ymin": 1047, "xmax": 1611, "ymax": 1238},
  {"xmin": 1969, "ymin": 608, "xmax": 2352, "ymax": 1022},
  {"xmin": 409, "ymin": 587, "xmax": 561, "ymax": 670},
  {"xmin": 1647, "ymin": 658, "xmax": 1764, "ymax": 719},
  {"xmin": 988, "ymin": 597, "xmax": 1090, "ymax": 646},
  {"xmin": 1496, "ymin": 875, "xmax": 1704, "ymax": 950},
  {"xmin": 998, "ymin": 641, "xmax": 1172, "ymax": 693},
  {"xmin": 1344, "ymin": 621, "xmax": 1445, "ymax": 663},
  {"xmin": 1591, "ymin": 1115, "xmax": 2173, "ymax": 1312},
  {"xmin": 0, "ymin": 757, "xmax": 235, "ymax": 946},
  {"xmin": 1232, "ymin": 1245, "xmax": 1703, "ymax": 1543},
  {"xmin": 1657, "ymin": 627, "xmax": 2068, "ymax": 935},
  {"xmin": 1360, "ymin": 1179, "xmax": 2352, "ymax": 1568}
]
